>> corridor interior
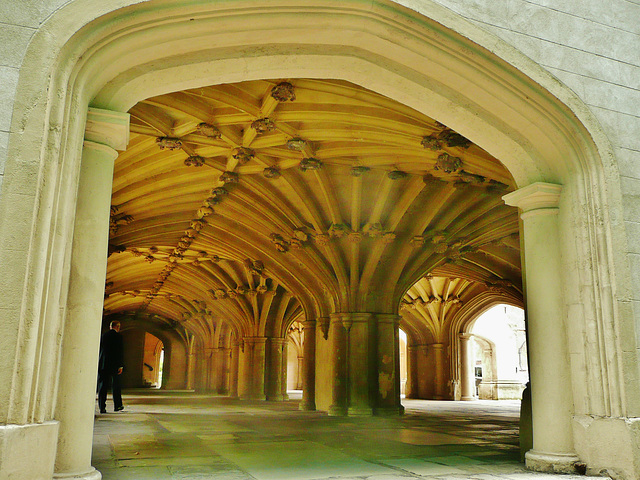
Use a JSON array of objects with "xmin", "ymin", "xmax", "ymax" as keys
[
  {"xmin": 95, "ymin": 78, "xmax": 592, "ymax": 479},
  {"xmin": 92, "ymin": 392, "xmax": 599, "ymax": 480}
]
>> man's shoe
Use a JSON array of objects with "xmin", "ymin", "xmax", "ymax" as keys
[
  {"xmin": 114, "ymin": 406, "xmax": 124, "ymax": 412},
  {"xmin": 99, "ymin": 409, "xmax": 107, "ymax": 414}
]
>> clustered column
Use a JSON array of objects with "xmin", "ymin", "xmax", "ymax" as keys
[
  {"xmin": 327, "ymin": 312, "xmax": 403, "ymax": 416},
  {"xmin": 229, "ymin": 342, "xmax": 240, "ymax": 398},
  {"xmin": 376, "ymin": 314, "xmax": 403, "ymax": 415},
  {"xmin": 405, "ymin": 345, "xmax": 419, "ymax": 398},
  {"xmin": 205, "ymin": 347, "xmax": 216, "ymax": 390},
  {"xmin": 431, "ymin": 343, "xmax": 446, "ymax": 400},
  {"xmin": 299, "ymin": 319, "xmax": 316, "ymax": 411},
  {"xmin": 266, "ymin": 338, "xmax": 286, "ymax": 401},
  {"xmin": 186, "ymin": 342, "xmax": 196, "ymax": 390},
  {"xmin": 240, "ymin": 337, "xmax": 267, "ymax": 400}
]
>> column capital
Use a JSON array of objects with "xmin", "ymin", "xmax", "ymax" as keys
[
  {"xmin": 243, "ymin": 336, "xmax": 267, "ymax": 345},
  {"xmin": 502, "ymin": 182, "xmax": 562, "ymax": 218},
  {"xmin": 319, "ymin": 316, "xmax": 331, "ymax": 340},
  {"xmin": 459, "ymin": 332, "xmax": 474, "ymax": 340},
  {"xmin": 339, "ymin": 312, "xmax": 373, "ymax": 327},
  {"xmin": 302, "ymin": 319, "xmax": 317, "ymax": 328},
  {"xmin": 376, "ymin": 313, "xmax": 400, "ymax": 325},
  {"xmin": 82, "ymin": 140, "xmax": 120, "ymax": 161},
  {"xmin": 84, "ymin": 107, "xmax": 130, "ymax": 151}
]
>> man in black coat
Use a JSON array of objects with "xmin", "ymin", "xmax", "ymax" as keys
[{"xmin": 98, "ymin": 320, "xmax": 125, "ymax": 413}]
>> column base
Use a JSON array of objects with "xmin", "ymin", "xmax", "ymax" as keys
[
  {"xmin": 0, "ymin": 422, "xmax": 59, "ymax": 480},
  {"xmin": 54, "ymin": 467, "xmax": 102, "ymax": 479},
  {"xmin": 348, "ymin": 406, "xmax": 373, "ymax": 416},
  {"xmin": 328, "ymin": 404, "xmax": 347, "ymax": 416},
  {"xmin": 461, "ymin": 396, "xmax": 476, "ymax": 401},
  {"xmin": 267, "ymin": 394, "xmax": 284, "ymax": 402},
  {"xmin": 375, "ymin": 405, "xmax": 405, "ymax": 416},
  {"xmin": 240, "ymin": 395, "xmax": 266, "ymax": 401},
  {"xmin": 299, "ymin": 400, "xmax": 316, "ymax": 411},
  {"xmin": 525, "ymin": 450, "xmax": 580, "ymax": 474}
]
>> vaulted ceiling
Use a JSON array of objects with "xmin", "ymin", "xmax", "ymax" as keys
[{"xmin": 104, "ymin": 78, "xmax": 522, "ymax": 340}]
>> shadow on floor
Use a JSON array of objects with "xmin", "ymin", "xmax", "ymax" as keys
[{"xmin": 92, "ymin": 391, "xmax": 593, "ymax": 480}]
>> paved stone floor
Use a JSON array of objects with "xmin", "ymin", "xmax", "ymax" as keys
[{"xmin": 92, "ymin": 391, "xmax": 604, "ymax": 480}]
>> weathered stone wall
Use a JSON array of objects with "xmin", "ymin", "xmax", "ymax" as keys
[
  {"xmin": 0, "ymin": 1, "xmax": 67, "ymax": 192},
  {"xmin": 2, "ymin": 1, "xmax": 637, "ymax": 208},
  {"xmin": 417, "ymin": 0, "xmax": 640, "ymax": 351}
]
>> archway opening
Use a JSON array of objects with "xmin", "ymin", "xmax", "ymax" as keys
[
  {"xmin": 399, "ymin": 328, "xmax": 407, "ymax": 397},
  {"xmin": 144, "ymin": 332, "xmax": 165, "ymax": 388},
  {"xmin": 117, "ymin": 328, "xmax": 165, "ymax": 389},
  {"xmin": 287, "ymin": 321, "xmax": 304, "ymax": 395},
  {"xmin": 104, "ymin": 77, "xmax": 521, "ymax": 409},
  {"xmin": 470, "ymin": 304, "xmax": 528, "ymax": 400}
]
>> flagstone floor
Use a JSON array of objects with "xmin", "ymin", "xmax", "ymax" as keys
[{"xmin": 92, "ymin": 391, "xmax": 603, "ymax": 480}]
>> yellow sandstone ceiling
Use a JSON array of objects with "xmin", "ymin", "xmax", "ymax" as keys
[{"xmin": 105, "ymin": 78, "xmax": 522, "ymax": 338}]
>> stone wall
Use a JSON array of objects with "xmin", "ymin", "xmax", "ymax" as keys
[
  {"xmin": 2, "ymin": 0, "xmax": 637, "ymax": 213},
  {"xmin": 415, "ymin": 0, "xmax": 640, "ymax": 355}
]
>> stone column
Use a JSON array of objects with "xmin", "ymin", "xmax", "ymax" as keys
[
  {"xmin": 418, "ymin": 345, "xmax": 429, "ymax": 398},
  {"xmin": 504, "ymin": 183, "xmax": 579, "ymax": 472},
  {"xmin": 54, "ymin": 108, "xmax": 129, "ymax": 479},
  {"xmin": 229, "ymin": 343, "xmax": 240, "ymax": 398},
  {"xmin": 405, "ymin": 345, "xmax": 418, "ymax": 398},
  {"xmin": 299, "ymin": 319, "xmax": 317, "ymax": 411},
  {"xmin": 376, "ymin": 314, "xmax": 403, "ymax": 415},
  {"xmin": 328, "ymin": 313, "xmax": 404, "ymax": 416},
  {"xmin": 328, "ymin": 314, "xmax": 348, "ymax": 415},
  {"xmin": 343, "ymin": 313, "xmax": 374, "ymax": 416},
  {"xmin": 281, "ymin": 341, "xmax": 289, "ymax": 400},
  {"xmin": 296, "ymin": 356, "xmax": 304, "ymax": 390},
  {"xmin": 432, "ymin": 343, "xmax": 446, "ymax": 399},
  {"xmin": 186, "ymin": 352, "xmax": 196, "ymax": 390},
  {"xmin": 205, "ymin": 347, "xmax": 216, "ymax": 391},
  {"xmin": 266, "ymin": 338, "xmax": 286, "ymax": 401},
  {"xmin": 460, "ymin": 333, "xmax": 476, "ymax": 401},
  {"xmin": 216, "ymin": 348, "xmax": 230, "ymax": 394},
  {"xmin": 253, "ymin": 338, "xmax": 267, "ymax": 400},
  {"xmin": 238, "ymin": 340, "xmax": 251, "ymax": 398},
  {"xmin": 242, "ymin": 337, "xmax": 267, "ymax": 400}
]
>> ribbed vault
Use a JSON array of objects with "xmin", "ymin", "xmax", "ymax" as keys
[
  {"xmin": 401, "ymin": 276, "xmax": 523, "ymax": 341},
  {"xmin": 104, "ymin": 78, "xmax": 522, "ymax": 340}
]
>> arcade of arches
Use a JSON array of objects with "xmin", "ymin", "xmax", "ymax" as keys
[
  {"xmin": 1, "ymin": 2, "xmax": 639, "ymax": 480},
  {"xmin": 104, "ymin": 79, "xmax": 523, "ymax": 412}
]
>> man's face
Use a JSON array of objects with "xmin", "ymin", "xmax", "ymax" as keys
[{"xmin": 112, "ymin": 323, "xmax": 120, "ymax": 332}]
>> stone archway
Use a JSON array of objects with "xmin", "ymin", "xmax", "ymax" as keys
[
  {"xmin": 0, "ymin": 1, "xmax": 636, "ymax": 479},
  {"xmin": 114, "ymin": 318, "xmax": 189, "ymax": 391}
]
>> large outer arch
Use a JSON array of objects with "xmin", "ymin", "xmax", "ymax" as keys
[{"xmin": 0, "ymin": 0, "xmax": 637, "ymax": 476}]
